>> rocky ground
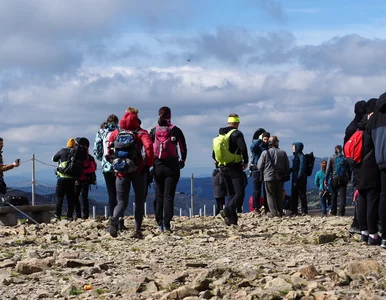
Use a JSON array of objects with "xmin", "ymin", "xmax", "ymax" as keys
[{"xmin": 0, "ymin": 212, "xmax": 385, "ymax": 300}]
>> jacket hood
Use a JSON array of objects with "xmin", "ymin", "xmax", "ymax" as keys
[
  {"xmin": 219, "ymin": 126, "xmax": 237, "ymax": 135},
  {"xmin": 252, "ymin": 128, "xmax": 266, "ymax": 140},
  {"xmin": 354, "ymin": 100, "xmax": 367, "ymax": 121},
  {"xmin": 292, "ymin": 142, "xmax": 304, "ymax": 153},
  {"xmin": 103, "ymin": 122, "xmax": 119, "ymax": 132},
  {"xmin": 377, "ymin": 92, "xmax": 386, "ymax": 113},
  {"xmin": 366, "ymin": 98, "xmax": 377, "ymax": 114},
  {"xmin": 120, "ymin": 112, "xmax": 140, "ymax": 131}
]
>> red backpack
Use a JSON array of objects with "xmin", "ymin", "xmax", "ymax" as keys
[
  {"xmin": 344, "ymin": 130, "xmax": 363, "ymax": 164},
  {"xmin": 153, "ymin": 125, "xmax": 178, "ymax": 160}
]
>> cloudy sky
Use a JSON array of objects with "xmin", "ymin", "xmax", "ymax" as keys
[{"xmin": 2, "ymin": 0, "xmax": 386, "ymax": 180}]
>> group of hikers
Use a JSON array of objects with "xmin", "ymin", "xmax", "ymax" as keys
[
  {"xmin": 212, "ymin": 92, "xmax": 386, "ymax": 249},
  {"xmin": 2, "ymin": 92, "xmax": 386, "ymax": 248},
  {"xmin": 53, "ymin": 106, "xmax": 187, "ymax": 239}
]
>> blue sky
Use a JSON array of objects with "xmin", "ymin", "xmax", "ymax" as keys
[{"xmin": 2, "ymin": 0, "xmax": 386, "ymax": 181}]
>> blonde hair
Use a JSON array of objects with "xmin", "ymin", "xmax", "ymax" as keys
[{"xmin": 125, "ymin": 107, "xmax": 139, "ymax": 114}]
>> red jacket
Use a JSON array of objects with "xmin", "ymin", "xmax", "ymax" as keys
[{"xmin": 108, "ymin": 112, "xmax": 154, "ymax": 176}]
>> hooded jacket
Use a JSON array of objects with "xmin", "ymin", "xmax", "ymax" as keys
[
  {"xmin": 343, "ymin": 100, "xmax": 367, "ymax": 146},
  {"xmin": 94, "ymin": 122, "xmax": 119, "ymax": 173},
  {"xmin": 368, "ymin": 92, "xmax": 386, "ymax": 169},
  {"xmin": 291, "ymin": 142, "xmax": 306, "ymax": 180},
  {"xmin": 108, "ymin": 112, "xmax": 154, "ymax": 176}
]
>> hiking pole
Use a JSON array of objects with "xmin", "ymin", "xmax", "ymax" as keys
[{"xmin": 0, "ymin": 197, "xmax": 40, "ymax": 225}]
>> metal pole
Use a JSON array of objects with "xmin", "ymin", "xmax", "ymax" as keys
[
  {"xmin": 203, "ymin": 205, "xmax": 206, "ymax": 217},
  {"xmin": 213, "ymin": 205, "xmax": 216, "ymax": 216},
  {"xmin": 180, "ymin": 208, "xmax": 182, "ymax": 217},
  {"xmin": 199, "ymin": 208, "xmax": 202, "ymax": 217},
  {"xmin": 189, "ymin": 208, "xmax": 192, "ymax": 218},
  {"xmin": 93, "ymin": 206, "xmax": 96, "ymax": 219},
  {"xmin": 104, "ymin": 206, "xmax": 108, "ymax": 219},
  {"xmin": 144, "ymin": 202, "xmax": 147, "ymax": 217},
  {"xmin": 190, "ymin": 173, "xmax": 194, "ymax": 217},
  {"xmin": 32, "ymin": 154, "xmax": 36, "ymax": 206}
]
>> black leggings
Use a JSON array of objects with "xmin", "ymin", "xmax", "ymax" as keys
[
  {"xmin": 154, "ymin": 164, "xmax": 180, "ymax": 228},
  {"xmin": 103, "ymin": 172, "xmax": 117, "ymax": 217}
]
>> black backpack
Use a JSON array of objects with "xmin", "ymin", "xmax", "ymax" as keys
[
  {"xmin": 61, "ymin": 144, "xmax": 88, "ymax": 178},
  {"xmin": 304, "ymin": 152, "xmax": 315, "ymax": 176}
]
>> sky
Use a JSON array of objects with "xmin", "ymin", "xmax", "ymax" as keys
[{"xmin": 2, "ymin": 0, "xmax": 386, "ymax": 181}]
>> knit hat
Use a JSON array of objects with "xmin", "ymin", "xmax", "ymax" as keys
[{"xmin": 66, "ymin": 138, "xmax": 76, "ymax": 148}]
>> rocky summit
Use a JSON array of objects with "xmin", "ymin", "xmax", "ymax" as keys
[{"xmin": 0, "ymin": 213, "xmax": 385, "ymax": 300}]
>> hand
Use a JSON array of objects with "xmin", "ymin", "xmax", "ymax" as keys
[
  {"xmin": 178, "ymin": 160, "xmax": 185, "ymax": 169},
  {"xmin": 241, "ymin": 163, "xmax": 247, "ymax": 170},
  {"xmin": 12, "ymin": 162, "xmax": 20, "ymax": 167}
]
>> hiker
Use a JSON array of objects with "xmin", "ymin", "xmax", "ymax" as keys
[
  {"xmin": 314, "ymin": 160, "xmax": 331, "ymax": 217},
  {"xmin": 257, "ymin": 136, "xmax": 290, "ymax": 217},
  {"xmin": 0, "ymin": 137, "xmax": 20, "ymax": 195},
  {"xmin": 367, "ymin": 92, "xmax": 386, "ymax": 248},
  {"xmin": 93, "ymin": 115, "xmax": 122, "ymax": 227},
  {"xmin": 107, "ymin": 108, "xmax": 154, "ymax": 238},
  {"xmin": 352, "ymin": 100, "xmax": 381, "ymax": 244},
  {"xmin": 150, "ymin": 106, "xmax": 187, "ymax": 233},
  {"xmin": 52, "ymin": 138, "xmax": 80, "ymax": 221},
  {"xmin": 325, "ymin": 145, "xmax": 351, "ymax": 216},
  {"xmin": 250, "ymin": 129, "xmax": 270, "ymax": 214},
  {"xmin": 343, "ymin": 100, "xmax": 368, "ymax": 234},
  {"xmin": 212, "ymin": 165, "xmax": 227, "ymax": 216},
  {"xmin": 213, "ymin": 113, "xmax": 248, "ymax": 226},
  {"xmin": 74, "ymin": 138, "xmax": 97, "ymax": 220},
  {"xmin": 290, "ymin": 142, "xmax": 308, "ymax": 216}
]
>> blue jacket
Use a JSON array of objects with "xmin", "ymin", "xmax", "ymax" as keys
[
  {"xmin": 291, "ymin": 142, "xmax": 306, "ymax": 180},
  {"xmin": 314, "ymin": 170, "xmax": 331, "ymax": 191},
  {"xmin": 250, "ymin": 139, "xmax": 268, "ymax": 165}
]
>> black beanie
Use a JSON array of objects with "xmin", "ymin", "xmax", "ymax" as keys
[
  {"xmin": 262, "ymin": 132, "xmax": 270, "ymax": 138},
  {"xmin": 76, "ymin": 137, "xmax": 90, "ymax": 148}
]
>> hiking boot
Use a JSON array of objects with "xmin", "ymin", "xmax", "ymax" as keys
[
  {"xmin": 368, "ymin": 235, "xmax": 381, "ymax": 246},
  {"xmin": 118, "ymin": 218, "xmax": 128, "ymax": 231},
  {"xmin": 360, "ymin": 234, "xmax": 369, "ymax": 243},
  {"xmin": 218, "ymin": 210, "xmax": 231, "ymax": 226},
  {"xmin": 109, "ymin": 218, "xmax": 119, "ymax": 238},
  {"xmin": 381, "ymin": 239, "xmax": 386, "ymax": 249},
  {"xmin": 164, "ymin": 225, "xmax": 173, "ymax": 234},
  {"xmin": 132, "ymin": 230, "xmax": 143, "ymax": 239}
]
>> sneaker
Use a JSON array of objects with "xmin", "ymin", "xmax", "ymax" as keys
[
  {"xmin": 368, "ymin": 235, "xmax": 381, "ymax": 246},
  {"xmin": 157, "ymin": 225, "xmax": 164, "ymax": 233},
  {"xmin": 218, "ymin": 210, "xmax": 231, "ymax": 226},
  {"xmin": 132, "ymin": 231, "xmax": 143, "ymax": 239},
  {"xmin": 360, "ymin": 234, "xmax": 369, "ymax": 243},
  {"xmin": 349, "ymin": 226, "xmax": 361, "ymax": 235},
  {"xmin": 381, "ymin": 239, "xmax": 386, "ymax": 248}
]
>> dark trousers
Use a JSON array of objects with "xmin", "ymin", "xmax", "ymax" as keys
[
  {"xmin": 252, "ymin": 170, "xmax": 265, "ymax": 211},
  {"xmin": 358, "ymin": 188, "xmax": 379, "ymax": 234},
  {"xmin": 319, "ymin": 190, "xmax": 331, "ymax": 216},
  {"xmin": 265, "ymin": 181, "xmax": 284, "ymax": 216},
  {"xmin": 74, "ymin": 181, "xmax": 90, "ymax": 218},
  {"xmin": 113, "ymin": 173, "xmax": 146, "ymax": 230},
  {"xmin": 215, "ymin": 197, "xmax": 225, "ymax": 215},
  {"xmin": 55, "ymin": 177, "xmax": 76, "ymax": 218},
  {"xmin": 222, "ymin": 167, "xmax": 246, "ymax": 223},
  {"xmin": 103, "ymin": 172, "xmax": 117, "ymax": 217},
  {"xmin": 379, "ymin": 170, "xmax": 386, "ymax": 239},
  {"xmin": 291, "ymin": 177, "xmax": 307, "ymax": 214},
  {"xmin": 154, "ymin": 164, "xmax": 180, "ymax": 228},
  {"xmin": 330, "ymin": 177, "xmax": 347, "ymax": 216}
]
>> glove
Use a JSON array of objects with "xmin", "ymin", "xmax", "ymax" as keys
[{"xmin": 178, "ymin": 160, "xmax": 185, "ymax": 169}]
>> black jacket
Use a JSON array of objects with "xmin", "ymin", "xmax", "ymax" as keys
[
  {"xmin": 368, "ymin": 92, "xmax": 386, "ymax": 170},
  {"xmin": 343, "ymin": 100, "xmax": 367, "ymax": 146}
]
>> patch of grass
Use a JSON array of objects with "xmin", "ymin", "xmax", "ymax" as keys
[
  {"xmin": 69, "ymin": 288, "xmax": 83, "ymax": 296},
  {"xmin": 3, "ymin": 251, "xmax": 14, "ymax": 259},
  {"xmin": 130, "ymin": 247, "xmax": 140, "ymax": 252},
  {"xmin": 279, "ymin": 289, "xmax": 290, "ymax": 296},
  {"xmin": 96, "ymin": 288, "xmax": 108, "ymax": 295}
]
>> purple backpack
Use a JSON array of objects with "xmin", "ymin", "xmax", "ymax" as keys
[{"xmin": 154, "ymin": 125, "xmax": 177, "ymax": 159}]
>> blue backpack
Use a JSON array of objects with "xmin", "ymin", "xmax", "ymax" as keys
[
  {"xmin": 335, "ymin": 155, "xmax": 348, "ymax": 179},
  {"xmin": 112, "ymin": 130, "xmax": 140, "ymax": 174}
]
